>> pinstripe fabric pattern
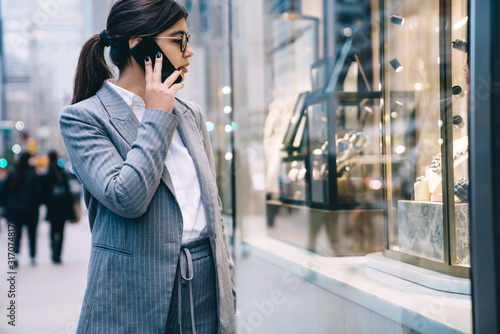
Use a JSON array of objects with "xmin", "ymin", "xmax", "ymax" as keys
[
  {"xmin": 59, "ymin": 83, "xmax": 236, "ymax": 333},
  {"xmin": 165, "ymin": 239, "xmax": 217, "ymax": 333}
]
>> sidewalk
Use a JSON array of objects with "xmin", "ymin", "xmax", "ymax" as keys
[{"xmin": 0, "ymin": 205, "xmax": 92, "ymax": 334}]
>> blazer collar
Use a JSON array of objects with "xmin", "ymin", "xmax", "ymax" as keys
[
  {"xmin": 94, "ymin": 81, "xmax": 215, "ymax": 230},
  {"xmin": 97, "ymin": 81, "xmax": 217, "ymax": 233},
  {"xmin": 95, "ymin": 81, "xmax": 193, "ymax": 153},
  {"xmin": 96, "ymin": 81, "xmax": 189, "ymax": 122},
  {"xmin": 95, "ymin": 81, "xmax": 189, "ymax": 200}
]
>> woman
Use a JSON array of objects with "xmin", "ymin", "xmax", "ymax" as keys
[
  {"xmin": 59, "ymin": 1, "xmax": 236, "ymax": 333},
  {"xmin": 1, "ymin": 153, "xmax": 41, "ymax": 267},
  {"xmin": 42, "ymin": 150, "xmax": 75, "ymax": 264}
]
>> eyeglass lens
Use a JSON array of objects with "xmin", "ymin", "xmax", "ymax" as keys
[{"xmin": 181, "ymin": 33, "xmax": 190, "ymax": 52}]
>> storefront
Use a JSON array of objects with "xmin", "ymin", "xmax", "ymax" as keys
[{"xmin": 178, "ymin": 0, "xmax": 499, "ymax": 332}]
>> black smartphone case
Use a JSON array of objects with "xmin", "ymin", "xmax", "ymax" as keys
[{"xmin": 130, "ymin": 37, "xmax": 182, "ymax": 84}]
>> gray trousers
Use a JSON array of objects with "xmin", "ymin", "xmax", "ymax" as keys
[{"xmin": 165, "ymin": 238, "xmax": 218, "ymax": 334}]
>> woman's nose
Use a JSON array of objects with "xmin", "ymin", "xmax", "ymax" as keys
[{"xmin": 184, "ymin": 43, "xmax": 195, "ymax": 58}]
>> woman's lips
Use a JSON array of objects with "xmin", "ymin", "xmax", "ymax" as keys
[{"xmin": 178, "ymin": 64, "xmax": 189, "ymax": 73}]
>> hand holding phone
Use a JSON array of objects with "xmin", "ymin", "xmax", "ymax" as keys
[
  {"xmin": 130, "ymin": 37, "xmax": 183, "ymax": 84},
  {"xmin": 141, "ymin": 48, "xmax": 184, "ymax": 113}
]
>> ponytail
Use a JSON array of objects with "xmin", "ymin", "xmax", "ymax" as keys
[{"xmin": 71, "ymin": 35, "xmax": 112, "ymax": 104}]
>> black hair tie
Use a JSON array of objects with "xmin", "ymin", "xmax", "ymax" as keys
[{"xmin": 99, "ymin": 30, "xmax": 111, "ymax": 47}]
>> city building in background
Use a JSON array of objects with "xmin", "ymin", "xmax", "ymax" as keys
[{"xmin": 0, "ymin": 0, "xmax": 113, "ymax": 166}]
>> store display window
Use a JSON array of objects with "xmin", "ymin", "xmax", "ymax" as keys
[
  {"xmin": 265, "ymin": 0, "xmax": 470, "ymax": 271},
  {"xmin": 381, "ymin": 0, "xmax": 470, "ymax": 277}
]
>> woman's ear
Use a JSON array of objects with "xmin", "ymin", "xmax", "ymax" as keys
[{"xmin": 128, "ymin": 37, "xmax": 142, "ymax": 49}]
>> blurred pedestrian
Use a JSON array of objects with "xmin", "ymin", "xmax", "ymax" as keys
[
  {"xmin": 59, "ymin": 0, "xmax": 235, "ymax": 333},
  {"xmin": 0, "ymin": 167, "xmax": 9, "ymax": 230},
  {"xmin": 0, "ymin": 153, "xmax": 42, "ymax": 267},
  {"xmin": 42, "ymin": 150, "xmax": 75, "ymax": 264}
]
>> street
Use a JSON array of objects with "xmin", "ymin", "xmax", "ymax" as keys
[{"xmin": 0, "ymin": 204, "xmax": 91, "ymax": 334}]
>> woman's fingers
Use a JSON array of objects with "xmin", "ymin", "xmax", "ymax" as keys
[
  {"xmin": 163, "ymin": 67, "xmax": 183, "ymax": 88},
  {"xmin": 144, "ymin": 52, "xmax": 184, "ymax": 113},
  {"xmin": 169, "ymin": 82, "xmax": 185, "ymax": 94},
  {"xmin": 144, "ymin": 56, "xmax": 153, "ymax": 84},
  {"xmin": 153, "ymin": 52, "xmax": 163, "ymax": 82}
]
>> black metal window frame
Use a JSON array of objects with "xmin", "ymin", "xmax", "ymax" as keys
[{"xmin": 470, "ymin": 0, "xmax": 500, "ymax": 332}]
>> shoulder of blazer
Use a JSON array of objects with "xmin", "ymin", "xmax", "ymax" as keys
[
  {"xmin": 60, "ymin": 94, "xmax": 110, "ymax": 131},
  {"xmin": 175, "ymin": 97, "xmax": 203, "ymax": 130}
]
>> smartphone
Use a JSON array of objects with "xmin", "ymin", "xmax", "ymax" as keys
[{"xmin": 130, "ymin": 37, "xmax": 182, "ymax": 84}]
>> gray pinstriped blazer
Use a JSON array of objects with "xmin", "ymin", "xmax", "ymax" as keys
[{"xmin": 59, "ymin": 82, "xmax": 236, "ymax": 333}]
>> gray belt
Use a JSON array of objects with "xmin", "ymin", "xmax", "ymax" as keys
[{"xmin": 178, "ymin": 238, "xmax": 211, "ymax": 334}]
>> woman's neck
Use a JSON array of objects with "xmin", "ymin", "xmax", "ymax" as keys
[{"xmin": 115, "ymin": 64, "xmax": 146, "ymax": 100}]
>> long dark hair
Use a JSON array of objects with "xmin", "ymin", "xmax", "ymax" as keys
[{"xmin": 71, "ymin": 0, "xmax": 188, "ymax": 104}]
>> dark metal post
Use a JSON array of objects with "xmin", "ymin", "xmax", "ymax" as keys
[
  {"xmin": 439, "ymin": 0, "xmax": 455, "ymax": 266},
  {"xmin": 470, "ymin": 0, "xmax": 500, "ymax": 332}
]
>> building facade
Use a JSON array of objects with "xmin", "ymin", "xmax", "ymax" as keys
[{"xmin": 0, "ymin": 0, "xmax": 114, "ymax": 161}]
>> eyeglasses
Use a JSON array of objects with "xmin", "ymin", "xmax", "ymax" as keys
[{"xmin": 154, "ymin": 32, "xmax": 191, "ymax": 53}]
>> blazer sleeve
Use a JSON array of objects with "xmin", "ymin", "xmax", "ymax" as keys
[
  {"xmin": 190, "ymin": 101, "xmax": 237, "ymax": 311},
  {"xmin": 59, "ymin": 105, "xmax": 178, "ymax": 219}
]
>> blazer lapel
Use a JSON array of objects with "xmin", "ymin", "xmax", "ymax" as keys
[
  {"xmin": 173, "ymin": 101, "xmax": 217, "ymax": 234},
  {"xmin": 95, "ymin": 82, "xmax": 177, "ymax": 198}
]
